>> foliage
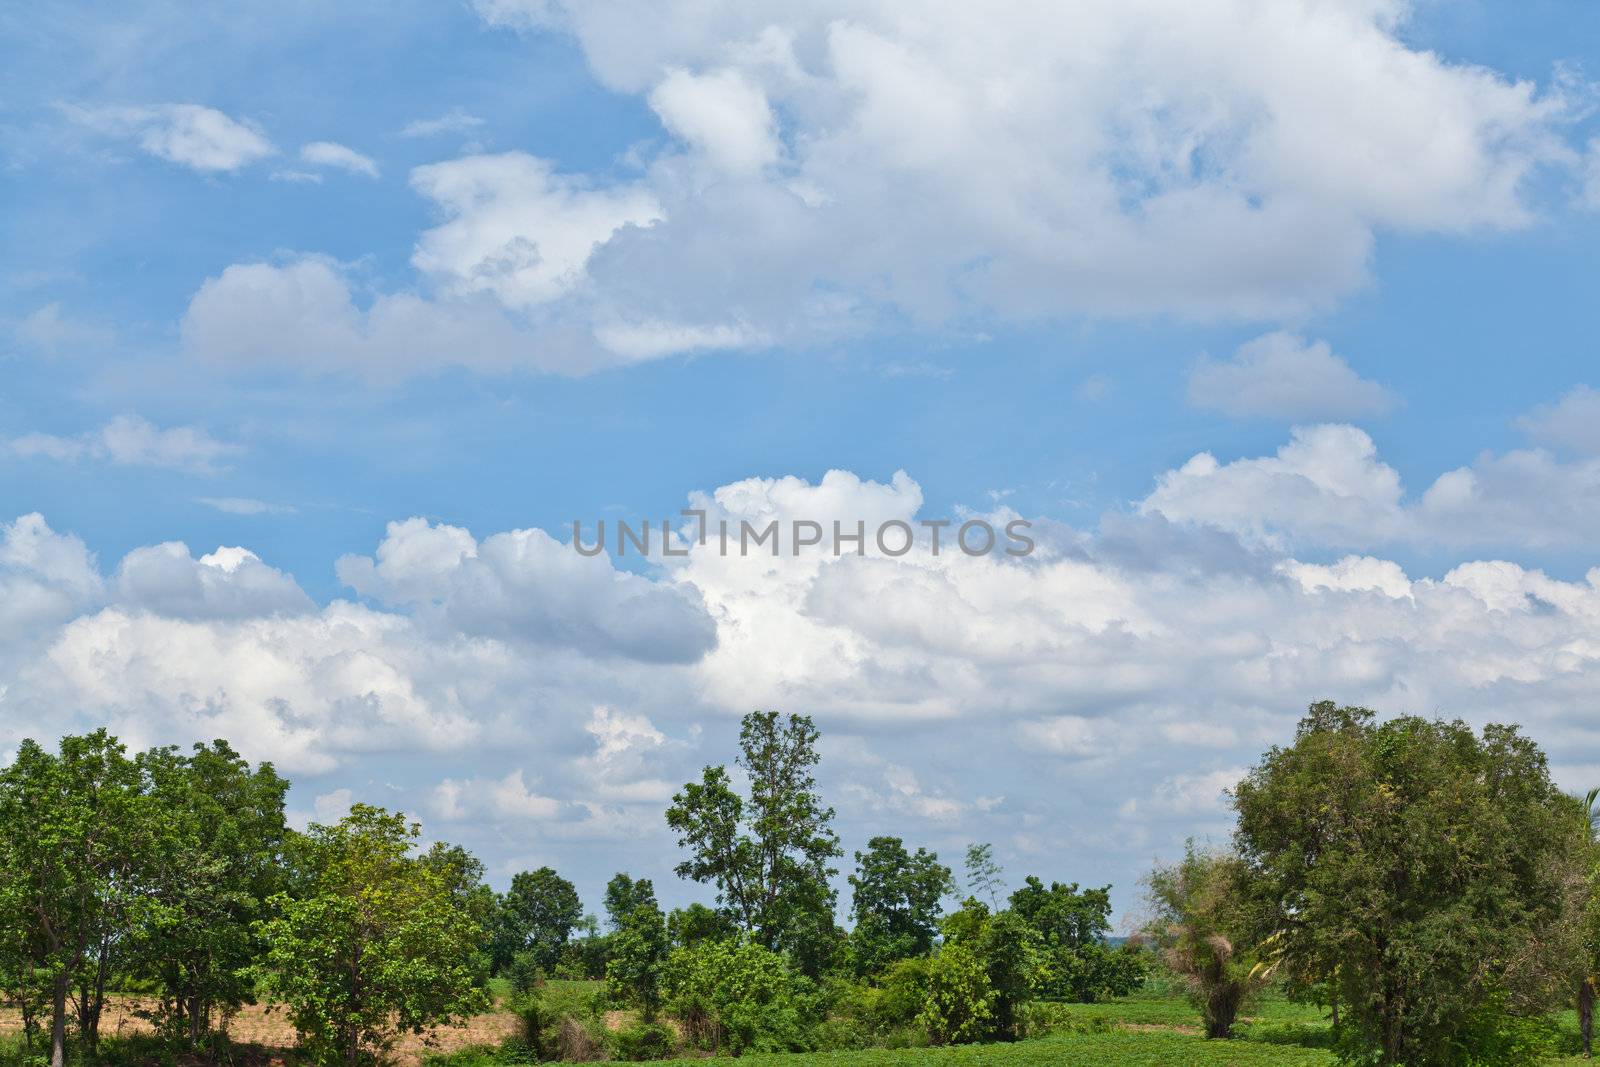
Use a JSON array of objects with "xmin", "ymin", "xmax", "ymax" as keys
[
  {"xmin": 938, "ymin": 900, "xmax": 1053, "ymax": 1042},
  {"xmin": 850, "ymin": 837, "xmax": 952, "ymax": 976},
  {"xmin": 134, "ymin": 741, "xmax": 290, "ymax": 1043},
  {"xmin": 605, "ymin": 881, "xmax": 669, "ymax": 1020},
  {"xmin": 667, "ymin": 902, "xmax": 737, "ymax": 948},
  {"xmin": 918, "ymin": 943, "xmax": 995, "ymax": 1046},
  {"xmin": 1233, "ymin": 701, "xmax": 1584, "ymax": 1065},
  {"xmin": 254, "ymin": 805, "xmax": 491, "ymax": 1066},
  {"xmin": 662, "ymin": 937, "xmax": 809, "ymax": 1054},
  {"xmin": 665, "ymin": 711, "xmax": 842, "ymax": 969},
  {"xmin": 1006, "ymin": 877, "xmax": 1144, "ymax": 1001},
  {"xmin": 1142, "ymin": 842, "xmax": 1265, "ymax": 1039},
  {"xmin": 0, "ymin": 731, "xmax": 157, "ymax": 1067},
  {"xmin": 495, "ymin": 868, "xmax": 584, "ymax": 976},
  {"xmin": 609, "ymin": 1021, "xmax": 676, "ymax": 1061}
]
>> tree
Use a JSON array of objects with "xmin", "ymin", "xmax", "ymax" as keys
[
  {"xmin": 1233, "ymin": 701, "xmax": 1581, "ymax": 1065},
  {"xmin": 604, "ymin": 872, "xmax": 657, "ymax": 931},
  {"xmin": 668, "ymin": 902, "xmax": 736, "ymax": 948},
  {"xmin": 255, "ymin": 805, "xmax": 490, "ymax": 1067},
  {"xmin": 494, "ymin": 866, "xmax": 583, "ymax": 975},
  {"xmin": 665, "ymin": 711, "xmax": 842, "ymax": 958},
  {"xmin": 918, "ymin": 942, "xmax": 993, "ymax": 1045},
  {"xmin": 0, "ymin": 731, "xmax": 155, "ymax": 1067},
  {"xmin": 849, "ymin": 836, "xmax": 951, "ymax": 974},
  {"xmin": 963, "ymin": 843, "xmax": 1004, "ymax": 906},
  {"xmin": 420, "ymin": 842, "xmax": 497, "ymax": 985},
  {"xmin": 135, "ymin": 740, "xmax": 290, "ymax": 1044},
  {"xmin": 662, "ymin": 937, "xmax": 807, "ymax": 1054},
  {"xmin": 606, "ymin": 878, "xmax": 668, "ymax": 1020},
  {"xmin": 1142, "ymin": 843, "xmax": 1265, "ymax": 1039},
  {"xmin": 938, "ymin": 898, "xmax": 1052, "ymax": 1041},
  {"xmin": 1009, "ymin": 876, "xmax": 1144, "ymax": 1001}
]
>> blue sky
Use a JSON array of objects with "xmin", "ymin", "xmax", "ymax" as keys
[{"xmin": 4, "ymin": 1, "xmax": 1600, "ymax": 921}]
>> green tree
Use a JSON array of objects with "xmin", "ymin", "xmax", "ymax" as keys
[
  {"xmin": 1008, "ymin": 876, "xmax": 1144, "ymax": 1001},
  {"xmin": 849, "ymin": 836, "xmax": 951, "ymax": 974},
  {"xmin": 136, "ymin": 740, "xmax": 290, "ymax": 1044},
  {"xmin": 668, "ymin": 902, "xmax": 736, "ymax": 947},
  {"xmin": 662, "ymin": 937, "xmax": 807, "ymax": 1054},
  {"xmin": 0, "ymin": 731, "xmax": 156, "ymax": 1067},
  {"xmin": 1234, "ymin": 701, "xmax": 1581, "ymax": 1065},
  {"xmin": 918, "ymin": 942, "xmax": 993, "ymax": 1045},
  {"xmin": 1142, "ymin": 843, "xmax": 1265, "ymax": 1039},
  {"xmin": 963, "ymin": 843, "xmax": 1004, "ymax": 906},
  {"xmin": 606, "ymin": 879, "xmax": 669, "ymax": 1020},
  {"xmin": 493, "ymin": 866, "xmax": 583, "ymax": 975},
  {"xmin": 254, "ymin": 805, "xmax": 490, "ymax": 1067},
  {"xmin": 604, "ymin": 872, "xmax": 657, "ymax": 931},
  {"xmin": 665, "ymin": 711, "xmax": 842, "ymax": 961},
  {"xmin": 419, "ymin": 842, "xmax": 497, "ymax": 985},
  {"xmin": 938, "ymin": 898, "xmax": 1052, "ymax": 1041}
]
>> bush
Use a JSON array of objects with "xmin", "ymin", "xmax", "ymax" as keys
[
  {"xmin": 662, "ymin": 938, "xmax": 808, "ymax": 1054},
  {"xmin": 512, "ymin": 981, "xmax": 607, "ymax": 1061},
  {"xmin": 917, "ymin": 943, "xmax": 994, "ymax": 1045},
  {"xmin": 609, "ymin": 1022, "xmax": 675, "ymax": 1061}
]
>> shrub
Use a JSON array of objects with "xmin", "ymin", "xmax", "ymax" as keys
[
  {"xmin": 609, "ymin": 1021, "xmax": 675, "ymax": 1061},
  {"xmin": 662, "ymin": 938, "xmax": 807, "ymax": 1054},
  {"xmin": 917, "ymin": 943, "xmax": 994, "ymax": 1045}
]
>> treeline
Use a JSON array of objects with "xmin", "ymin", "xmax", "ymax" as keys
[
  {"xmin": 3, "ymin": 703, "xmax": 1596, "ymax": 1067},
  {"xmin": 0, "ymin": 713, "xmax": 1141, "ymax": 1067}
]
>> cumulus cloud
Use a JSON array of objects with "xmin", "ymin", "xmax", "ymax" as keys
[
  {"xmin": 64, "ymin": 103, "xmax": 275, "ymax": 172},
  {"xmin": 299, "ymin": 141, "xmax": 379, "ymax": 177},
  {"xmin": 8, "ymin": 415, "xmax": 238, "ymax": 473},
  {"xmin": 336, "ymin": 516, "xmax": 717, "ymax": 663},
  {"xmin": 1142, "ymin": 422, "xmax": 1600, "ymax": 551},
  {"xmin": 1188, "ymin": 331, "xmax": 1396, "ymax": 420},
  {"xmin": 179, "ymin": 2, "xmax": 1582, "ymax": 377},
  {"xmin": 7, "ymin": 432, "xmax": 1600, "ymax": 900},
  {"xmin": 112, "ymin": 543, "xmax": 313, "ymax": 619}
]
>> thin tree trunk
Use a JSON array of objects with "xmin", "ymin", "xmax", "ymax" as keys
[
  {"xmin": 1580, "ymin": 975, "xmax": 1595, "ymax": 1058},
  {"xmin": 50, "ymin": 971, "xmax": 68, "ymax": 1067}
]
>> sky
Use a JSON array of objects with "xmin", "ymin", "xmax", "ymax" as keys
[{"xmin": 4, "ymin": 0, "xmax": 1600, "ymax": 924}]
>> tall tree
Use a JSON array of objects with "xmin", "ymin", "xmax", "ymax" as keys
[
  {"xmin": 494, "ymin": 866, "xmax": 583, "ymax": 974},
  {"xmin": 849, "ymin": 836, "xmax": 951, "ymax": 974},
  {"xmin": 963, "ymin": 843, "xmax": 1004, "ymax": 906},
  {"xmin": 0, "ymin": 731, "xmax": 155, "ymax": 1067},
  {"xmin": 604, "ymin": 872, "xmax": 657, "ymax": 931},
  {"xmin": 255, "ymin": 805, "xmax": 489, "ymax": 1067},
  {"xmin": 665, "ymin": 711, "xmax": 841, "ymax": 954},
  {"xmin": 1233, "ymin": 701, "xmax": 1582, "ymax": 1065},
  {"xmin": 136, "ymin": 740, "xmax": 290, "ymax": 1043}
]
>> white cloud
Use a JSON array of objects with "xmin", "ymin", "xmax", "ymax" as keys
[
  {"xmin": 336, "ymin": 516, "xmax": 717, "ymax": 662},
  {"xmin": 410, "ymin": 152, "xmax": 662, "ymax": 308},
  {"xmin": 431, "ymin": 769, "xmax": 562, "ymax": 822},
  {"xmin": 399, "ymin": 110, "xmax": 487, "ymax": 138},
  {"xmin": 1143, "ymin": 423, "xmax": 1600, "ymax": 551},
  {"xmin": 300, "ymin": 141, "xmax": 379, "ymax": 178},
  {"xmin": 8, "ymin": 415, "xmax": 238, "ymax": 474},
  {"xmin": 182, "ymin": 3, "xmax": 1582, "ymax": 377},
  {"xmin": 64, "ymin": 103, "xmax": 275, "ymax": 172},
  {"xmin": 112, "ymin": 542, "xmax": 313, "ymax": 619},
  {"xmin": 1188, "ymin": 331, "xmax": 1396, "ymax": 420},
  {"xmin": 1515, "ymin": 384, "xmax": 1600, "ymax": 455},
  {"xmin": 649, "ymin": 67, "xmax": 781, "ymax": 176}
]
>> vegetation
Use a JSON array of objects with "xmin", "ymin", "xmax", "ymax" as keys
[{"xmin": 1, "ymin": 702, "xmax": 1598, "ymax": 1066}]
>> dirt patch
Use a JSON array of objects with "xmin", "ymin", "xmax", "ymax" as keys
[{"xmin": 0, "ymin": 996, "xmax": 522, "ymax": 1066}]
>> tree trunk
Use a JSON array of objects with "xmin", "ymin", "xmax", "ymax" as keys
[
  {"xmin": 1580, "ymin": 975, "xmax": 1595, "ymax": 1059},
  {"xmin": 50, "ymin": 971, "xmax": 68, "ymax": 1067}
]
